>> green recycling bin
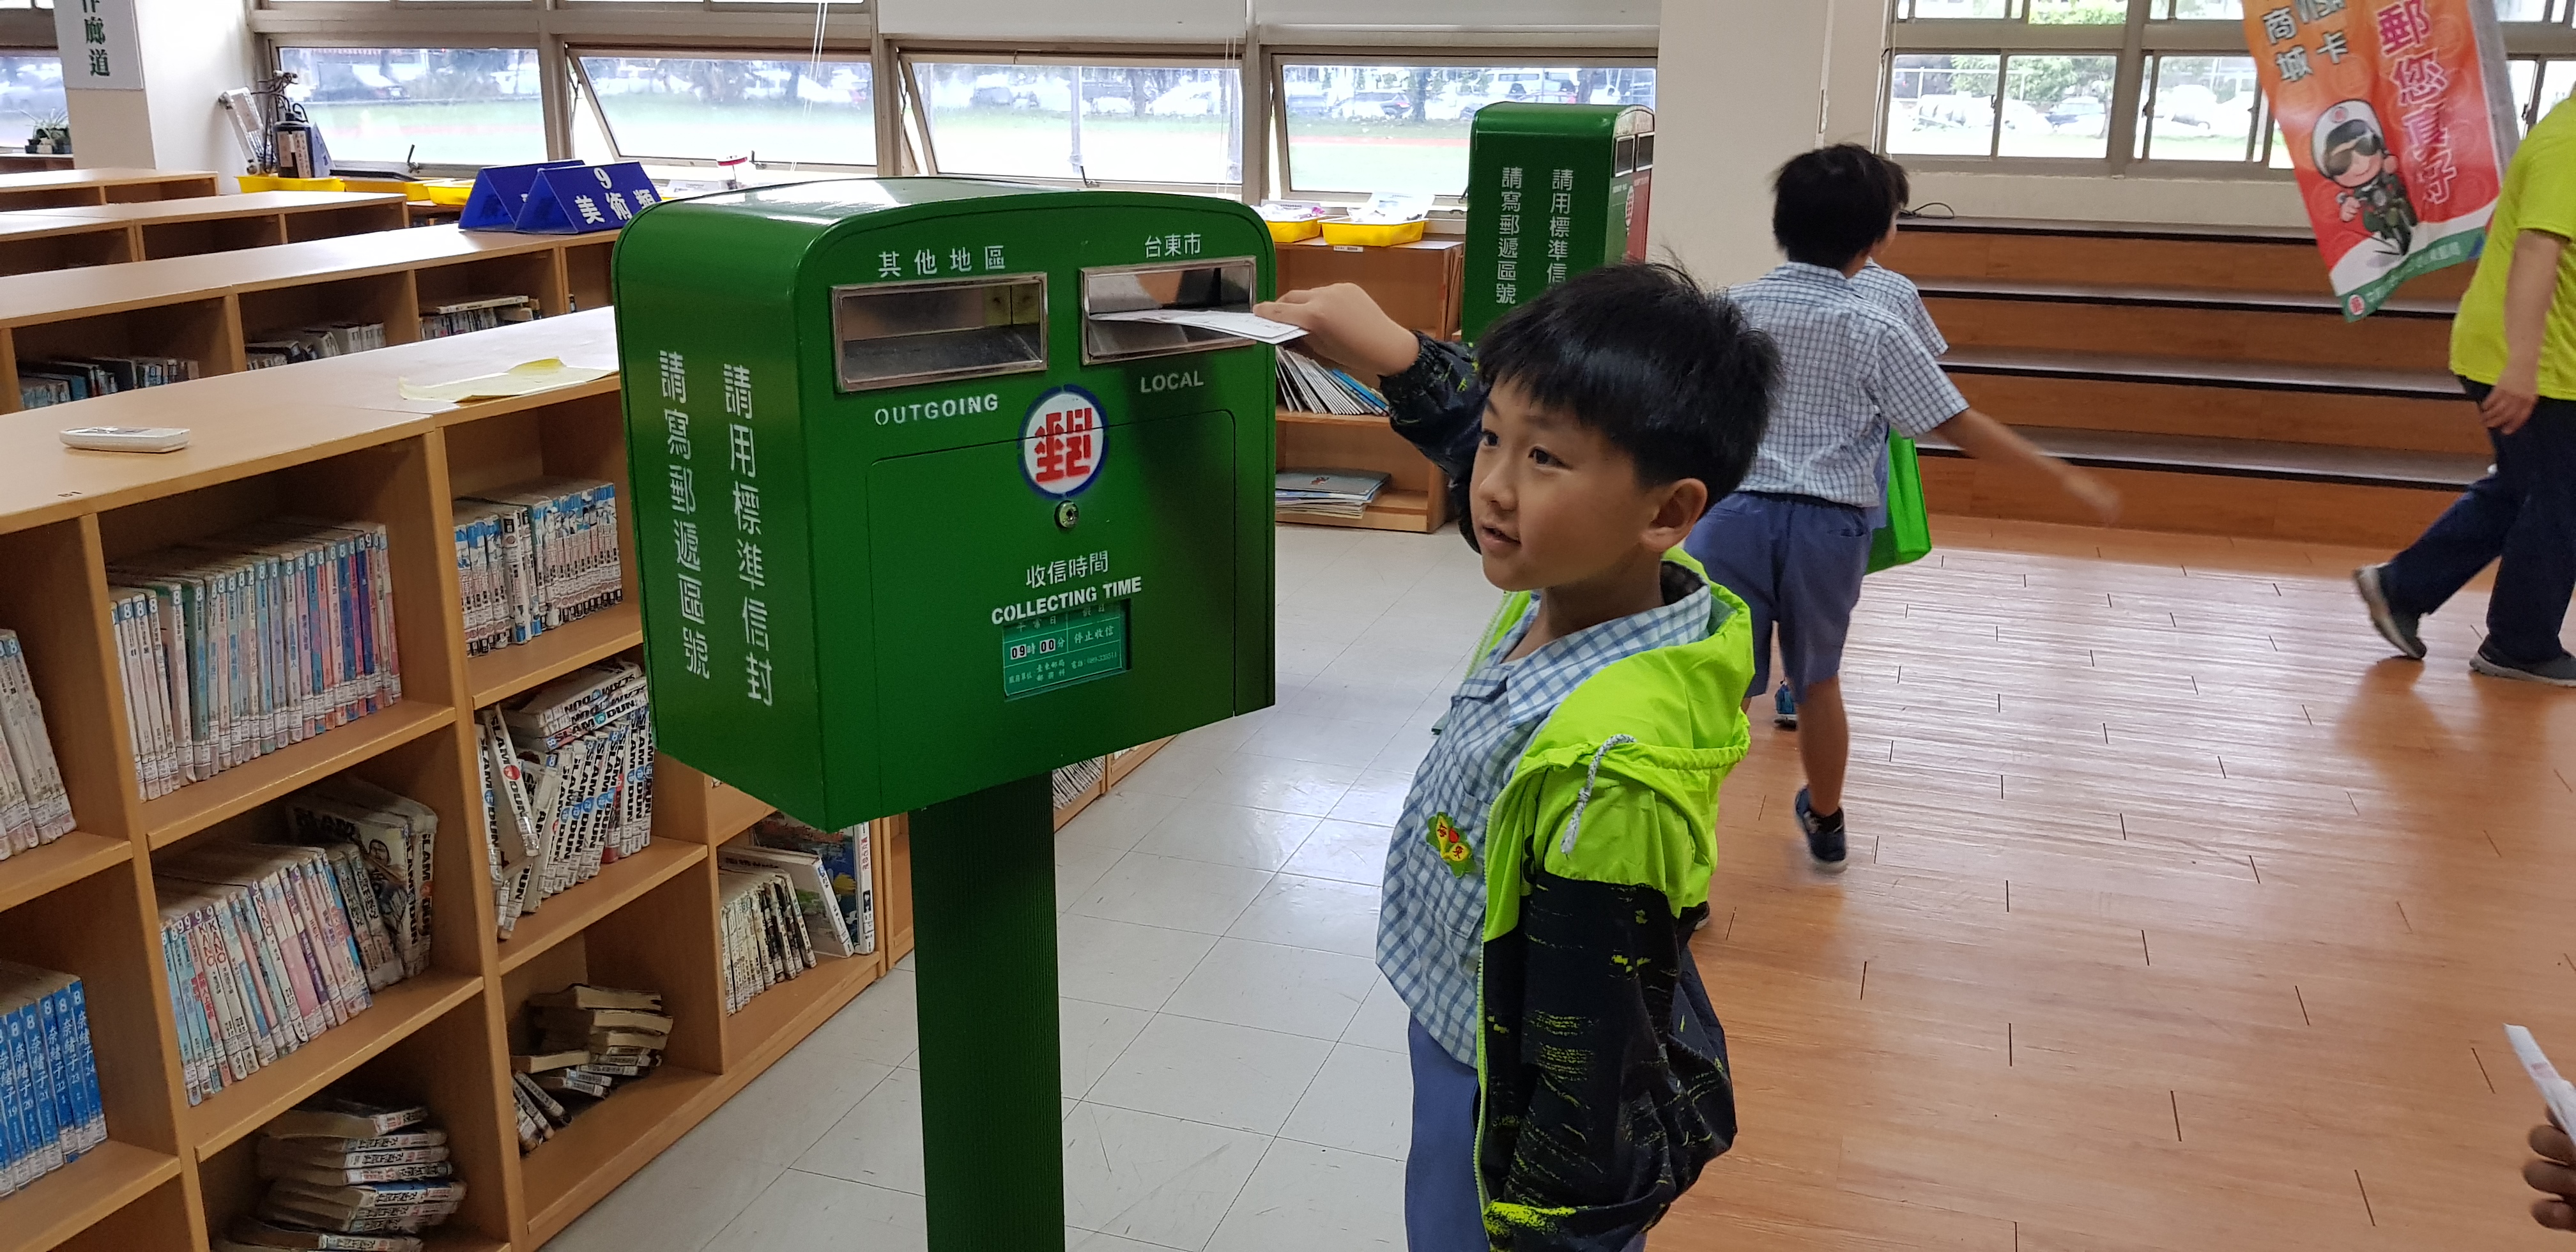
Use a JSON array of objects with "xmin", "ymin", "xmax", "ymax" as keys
[
  {"xmin": 1460, "ymin": 102, "xmax": 1656, "ymax": 342},
  {"xmin": 613, "ymin": 178, "xmax": 1280, "ymax": 1251}
]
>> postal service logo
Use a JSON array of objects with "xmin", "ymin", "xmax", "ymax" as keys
[{"xmin": 1022, "ymin": 385, "xmax": 1108, "ymax": 499}]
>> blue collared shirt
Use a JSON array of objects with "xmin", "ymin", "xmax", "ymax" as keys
[
  {"xmin": 1854, "ymin": 259, "xmax": 1949, "ymax": 356},
  {"xmin": 1378, "ymin": 570, "xmax": 1715, "ymax": 1065},
  {"xmin": 1728, "ymin": 262, "xmax": 1966, "ymax": 508}
]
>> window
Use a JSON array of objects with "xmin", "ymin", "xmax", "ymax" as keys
[
  {"xmin": 2136, "ymin": 54, "xmax": 2267, "ymax": 162},
  {"xmin": 2508, "ymin": 57, "xmax": 2576, "ymax": 131},
  {"xmin": 577, "ymin": 54, "xmax": 875, "ymax": 169},
  {"xmin": 910, "ymin": 61, "xmax": 1241, "ymax": 187},
  {"xmin": 0, "ymin": 54, "xmax": 62, "ymax": 125},
  {"xmin": 1276, "ymin": 63, "xmax": 1653, "ymax": 198},
  {"xmin": 276, "ymin": 47, "xmax": 546, "ymax": 169},
  {"xmin": 1888, "ymin": 54, "xmax": 2119, "ymax": 159}
]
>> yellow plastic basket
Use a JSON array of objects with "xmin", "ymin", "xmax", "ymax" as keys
[
  {"xmin": 1266, "ymin": 218, "xmax": 1322, "ymax": 244},
  {"xmin": 420, "ymin": 181, "xmax": 475, "ymax": 207},
  {"xmin": 1318, "ymin": 218, "xmax": 1426, "ymax": 248},
  {"xmin": 235, "ymin": 174, "xmax": 279, "ymax": 193},
  {"xmin": 271, "ymin": 176, "xmax": 346, "ymax": 192}
]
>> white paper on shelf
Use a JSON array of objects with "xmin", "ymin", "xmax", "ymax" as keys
[
  {"xmin": 397, "ymin": 358, "xmax": 617, "ymax": 404},
  {"xmin": 1087, "ymin": 309, "xmax": 1310, "ymax": 344},
  {"xmin": 2506, "ymin": 1025, "xmax": 2576, "ymax": 1130}
]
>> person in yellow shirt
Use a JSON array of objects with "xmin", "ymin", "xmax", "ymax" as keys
[{"xmin": 2354, "ymin": 96, "xmax": 2576, "ymax": 687}]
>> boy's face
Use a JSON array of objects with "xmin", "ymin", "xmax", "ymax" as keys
[{"xmin": 1469, "ymin": 380, "xmax": 1705, "ymax": 594}]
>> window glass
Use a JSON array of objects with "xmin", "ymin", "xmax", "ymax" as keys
[
  {"xmin": 2540, "ymin": 60, "xmax": 2576, "ymax": 126},
  {"xmin": 2141, "ymin": 54, "xmax": 2260, "ymax": 160},
  {"xmin": 580, "ymin": 56, "xmax": 873, "ymax": 167},
  {"xmin": 1906, "ymin": 0, "xmax": 2020, "ymax": 17},
  {"xmin": 2029, "ymin": 0, "xmax": 2129, "ymax": 22},
  {"xmin": 915, "ymin": 63, "xmax": 1241, "ymax": 186},
  {"xmin": 277, "ymin": 47, "xmax": 546, "ymax": 168},
  {"xmin": 1887, "ymin": 54, "xmax": 2001, "ymax": 156},
  {"xmin": 2162, "ymin": 0, "xmax": 2242, "ymax": 17},
  {"xmin": 1998, "ymin": 54, "xmax": 2117, "ymax": 156},
  {"xmin": 2492, "ymin": 0, "xmax": 2554, "ymax": 20},
  {"xmin": 0, "ymin": 55, "xmax": 63, "ymax": 128},
  {"xmin": 1278, "ymin": 64, "xmax": 1653, "ymax": 196}
]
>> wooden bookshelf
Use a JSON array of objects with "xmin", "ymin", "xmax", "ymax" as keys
[
  {"xmin": 1276, "ymin": 409, "xmax": 1452, "ymax": 533},
  {"xmin": 0, "ymin": 192, "xmax": 412, "ymax": 275},
  {"xmin": 0, "ymin": 313, "xmax": 908, "ymax": 1252},
  {"xmin": 0, "ymin": 169, "xmax": 222, "ymax": 213},
  {"xmin": 0, "ymin": 224, "xmax": 620, "ymax": 414}
]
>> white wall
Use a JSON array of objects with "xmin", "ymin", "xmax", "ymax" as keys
[{"xmin": 65, "ymin": 0, "xmax": 254, "ymax": 176}]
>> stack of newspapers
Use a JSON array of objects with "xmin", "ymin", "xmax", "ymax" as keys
[
  {"xmin": 234, "ymin": 1098, "xmax": 462, "ymax": 1245},
  {"xmin": 1276, "ymin": 349, "xmax": 1390, "ymax": 416},
  {"xmin": 107, "ymin": 519, "xmax": 403, "ymax": 800},
  {"xmin": 0, "ymin": 630, "xmax": 76, "ymax": 856},
  {"xmin": 1275, "ymin": 469, "xmax": 1391, "ymax": 521},
  {"xmin": 477, "ymin": 662, "xmax": 654, "ymax": 938},
  {"xmin": 453, "ymin": 478, "xmax": 624, "ymax": 657}
]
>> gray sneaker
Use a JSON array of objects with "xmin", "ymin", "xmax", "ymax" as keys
[
  {"xmin": 2353, "ymin": 565, "xmax": 2426, "ymax": 660},
  {"xmin": 2470, "ymin": 645, "xmax": 2576, "ymax": 687}
]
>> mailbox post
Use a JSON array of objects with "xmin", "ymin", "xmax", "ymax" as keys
[
  {"xmin": 1460, "ymin": 102, "xmax": 1657, "ymax": 342},
  {"xmin": 613, "ymin": 178, "xmax": 1278, "ymax": 1249}
]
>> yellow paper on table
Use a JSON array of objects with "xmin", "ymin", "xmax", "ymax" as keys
[{"xmin": 397, "ymin": 358, "xmax": 615, "ymax": 404}]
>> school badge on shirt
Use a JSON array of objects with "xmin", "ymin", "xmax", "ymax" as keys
[{"xmin": 1428, "ymin": 813, "xmax": 1475, "ymax": 876}]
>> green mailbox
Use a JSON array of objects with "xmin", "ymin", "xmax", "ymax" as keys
[
  {"xmin": 612, "ymin": 179, "xmax": 1279, "ymax": 1250},
  {"xmin": 1460, "ymin": 102, "xmax": 1657, "ymax": 341}
]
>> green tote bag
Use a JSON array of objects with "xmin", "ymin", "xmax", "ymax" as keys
[{"xmin": 1866, "ymin": 436, "xmax": 1933, "ymax": 574}]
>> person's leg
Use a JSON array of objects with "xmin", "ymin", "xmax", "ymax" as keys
[
  {"xmin": 1774, "ymin": 501, "xmax": 1873, "ymax": 820},
  {"xmin": 1685, "ymin": 494, "xmax": 1781, "ymax": 702},
  {"xmin": 1406, "ymin": 1018, "xmax": 1485, "ymax": 1251},
  {"xmin": 1798, "ymin": 677, "xmax": 1850, "ymax": 814},
  {"xmin": 2379, "ymin": 381, "xmax": 2524, "ymax": 619},
  {"xmin": 2482, "ymin": 400, "xmax": 2576, "ymax": 665}
]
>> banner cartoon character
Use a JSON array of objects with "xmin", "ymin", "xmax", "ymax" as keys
[{"xmin": 2317, "ymin": 100, "xmax": 2418, "ymax": 256}]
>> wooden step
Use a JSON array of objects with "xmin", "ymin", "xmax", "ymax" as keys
[
  {"xmin": 1884, "ymin": 215, "xmax": 2475, "ymax": 300},
  {"xmin": 1918, "ymin": 278, "xmax": 2453, "ymax": 371},
  {"xmin": 1915, "ymin": 424, "xmax": 2479, "ymax": 546},
  {"xmin": 1942, "ymin": 349, "xmax": 2487, "ymax": 455}
]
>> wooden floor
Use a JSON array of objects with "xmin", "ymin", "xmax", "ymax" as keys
[{"xmin": 1666, "ymin": 515, "xmax": 2576, "ymax": 1251}]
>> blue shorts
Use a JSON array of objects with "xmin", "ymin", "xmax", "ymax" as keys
[{"xmin": 1683, "ymin": 491, "xmax": 1872, "ymax": 701}]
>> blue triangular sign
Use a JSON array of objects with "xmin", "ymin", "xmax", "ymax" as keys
[{"xmin": 459, "ymin": 159, "xmax": 584, "ymax": 232}]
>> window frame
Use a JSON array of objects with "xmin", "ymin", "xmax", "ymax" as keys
[
  {"xmin": 1262, "ymin": 50, "xmax": 1657, "ymax": 205},
  {"xmin": 1885, "ymin": 0, "xmax": 2576, "ymax": 177},
  {"xmin": 263, "ymin": 40, "xmax": 557, "ymax": 176}
]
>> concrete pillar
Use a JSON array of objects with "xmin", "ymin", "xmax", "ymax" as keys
[{"xmin": 65, "ymin": 0, "xmax": 256, "ymax": 176}]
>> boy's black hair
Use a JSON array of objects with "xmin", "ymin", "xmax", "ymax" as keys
[
  {"xmin": 1475, "ymin": 261, "xmax": 1777, "ymax": 505},
  {"xmin": 1772, "ymin": 143, "xmax": 1906, "ymax": 270}
]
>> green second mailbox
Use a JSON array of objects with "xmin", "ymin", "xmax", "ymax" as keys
[
  {"xmin": 613, "ymin": 179, "xmax": 1279, "ymax": 1249},
  {"xmin": 614, "ymin": 178, "xmax": 1276, "ymax": 828},
  {"xmin": 1460, "ymin": 102, "xmax": 1657, "ymax": 341}
]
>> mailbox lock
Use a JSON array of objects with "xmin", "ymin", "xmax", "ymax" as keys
[{"xmin": 1054, "ymin": 500, "xmax": 1080, "ymax": 530}]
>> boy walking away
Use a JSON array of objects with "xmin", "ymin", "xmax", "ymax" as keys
[
  {"xmin": 1690, "ymin": 144, "xmax": 2119, "ymax": 873},
  {"xmin": 1258, "ymin": 264, "xmax": 1779, "ymax": 1251},
  {"xmin": 2354, "ymin": 95, "xmax": 2576, "ymax": 687}
]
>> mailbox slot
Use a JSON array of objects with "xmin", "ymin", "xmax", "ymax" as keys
[
  {"xmin": 1079, "ymin": 257, "xmax": 1259, "ymax": 365},
  {"xmin": 834, "ymin": 273, "xmax": 1048, "ymax": 392}
]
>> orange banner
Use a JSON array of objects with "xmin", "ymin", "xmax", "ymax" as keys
[{"xmin": 2245, "ymin": 0, "xmax": 2519, "ymax": 318}]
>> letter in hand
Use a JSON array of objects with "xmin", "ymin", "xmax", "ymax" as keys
[
  {"xmin": 1253, "ymin": 284, "xmax": 1423, "ymax": 382},
  {"xmin": 2531, "ymin": 1120, "xmax": 2576, "ymax": 1231}
]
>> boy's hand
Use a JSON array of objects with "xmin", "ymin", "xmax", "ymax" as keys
[
  {"xmin": 1255, "ymin": 284, "xmax": 1422, "ymax": 381},
  {"xmin": 2483, "ymin": 374, "xmax": 2542, "ymax": 435},
  {"xmin": 2531, "ymin": 1120, "xmax": 2576, "ymax": 1231},
  {"xmin": 2059, "ymin": 466, "xmax": 2122, "ymax": 526}
]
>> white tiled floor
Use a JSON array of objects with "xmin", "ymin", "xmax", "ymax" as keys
[{"xmin": 544, "ymin": 526, "xmax": 1489, "ymax": 1252}]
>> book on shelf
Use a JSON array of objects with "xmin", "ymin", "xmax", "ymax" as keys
[
  {"xmin": 0, "ymin": 958, "xmax": 108, "ymax": 1200},
  {"xmin": 1276, "ymin": 347, "xmax": 1390, "ymax": 417},
  {"xmin": 749, "ymin": 814, "xmax": 876, "ymax": 957},
  {"xmin": 511, "ymin": 984, "xmax": 667, "ymax": 1152},
  {"xmin": 719, "ymin": 839, "xmax": 860, "ymax": 960},
  {"xmin": 153, "ymin": 823, "xmax": 435, "ymax": 1105},
  {"xmin": 246, "ymin": 323, "xmax": 388, "ymax": 370},
  {"xmin": 717, "ymin": 867, "xmax": 817, "ymax": 1013},
  {"xmin": 0, "ymin": 629, "xmax": 77, "ymax": 855},
  {"xmin": 226, "ymin": 1216, "xmax": 425, "ymax": 1251},
  {"xmin": 478, "ymin": 662, "xmax": 654, "ymax": 939},
  {"xmin": 18, "ymin": 355, "xmax": 202, "ymax": 406},
  {"xmin": 452, "ymin": 476, "xmax": 622, "ymax": 656},
  {"xmin": 283, "ymin": 775, "xmax": 438, "ymax": 982},
  {"xmin": 1275, "ymin": 468, "xmax": 1391, "ymax": 521},
  {"xmin": 247, "ymin": 1099, "xmax": 460, "ymax": 1238},
  {"xmin": 418, "ymin": 294, "xmax": 537, "ymax": 340},
  {"xmin": 109, "ymin": 517, "xmax": 403, "ymax": 800}
]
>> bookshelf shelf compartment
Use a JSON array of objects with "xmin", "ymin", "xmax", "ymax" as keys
[
  {"xmin": 495, "ymin": 839, "xmax": 708, "ymax": 976},
  {"xmin": 719, "ymin": 949, "xmax": 882, "ymax": 1072},
  {"xmin": 466, "ymin": 604, "xmax": 643, "ymax": 709},
  {"xmin": 138, "ymin": 701, "xmax": 456, "ymax": 848},
  {"xmin": 0, "ymin": 1140, "xmax": 185, "ymax": 1252},
  {"xmin": 0, "ymin": 832, "xmax": 131, "ymax": 916},
  {"xmin": 519, "ymin": 1063, "xmax": 723, "ymax": 1245},
  {"xmin": 181, "ymin": 972, "xmax": 483, "ymax": 1159}
]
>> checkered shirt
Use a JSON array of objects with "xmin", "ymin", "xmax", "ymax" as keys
[
  {"xmin": 1728, "ymin": 262, "xmax": 1966, "ymax": 508},
  {"xmin": 1854, "ymin": 260, "xmax": 1949, "ymax": 356},
  {"xmin": 1379, "ymin": 569, "xmax": 1715, "ymax": 1065}
]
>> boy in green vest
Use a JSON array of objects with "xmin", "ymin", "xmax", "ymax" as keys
[{"xmin": 1259, "ymin": 264, "xmax": 1777, "ymax": 1250}]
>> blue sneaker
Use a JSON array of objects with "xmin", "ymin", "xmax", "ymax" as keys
[
  {"xmin": 1795, "ymin": 787, "xmax": 1846, "ymax": 873},
  {"xmin": 1773, "ymin": 682, "xmax": 1798, "ymax": 729}
]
